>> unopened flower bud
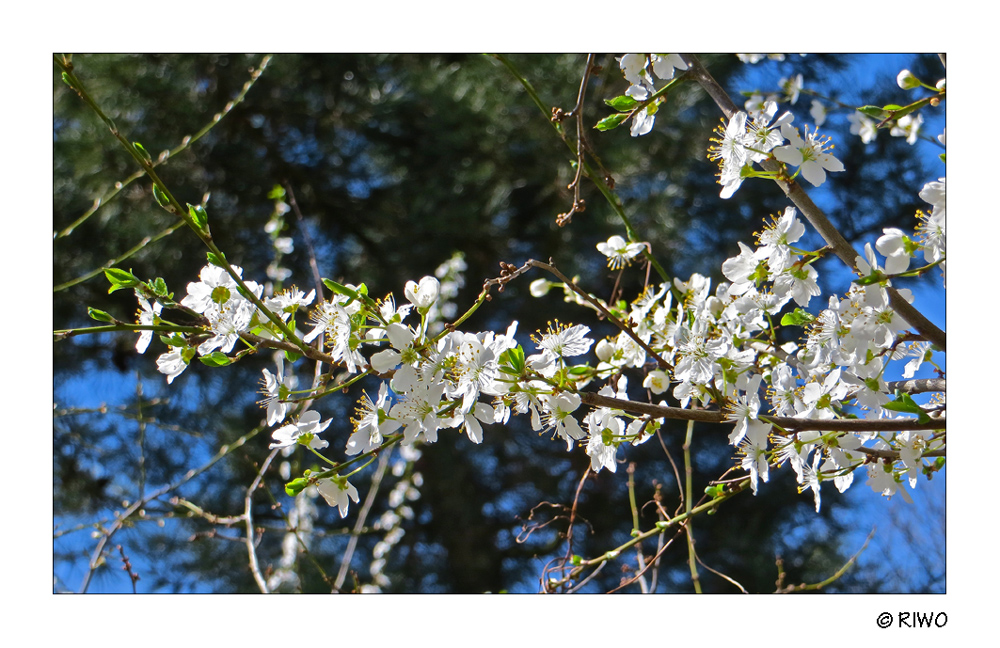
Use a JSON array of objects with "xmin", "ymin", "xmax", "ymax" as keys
[
  {"xmin": 595, "ymin": 339, "xmax": 615, "ymax": 362},
  {"xmin": 896, "ymin": 69, "xmax": 920, "ymax": 90},
  {"xmin": 529, "ymin": 279, "xmax": 551, "ymax": 297}
]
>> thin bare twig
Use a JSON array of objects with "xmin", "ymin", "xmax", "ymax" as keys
[
  {"xmin": 606, "ymin": 528, "xmax": 682, "ymax": 593},
  {"xmin": 282, "ymin": 181, "xmax": 326, "ymax": 302},
  {"xmin": 116, "ymin": 545, "xmax": 141, "ymax": 594},
  {"xmin": 682, "ymin": 419, "xmax": 702, "ymax": 593},
  {"xmin": 695, "ymin": 553, "xmax": 748, "ymax": 594},
  {"xmin": 553, "ymin": 54, "xmax": 595, "ymax": 226},
  {"xmin": 566, "ymin": 561, "xmax": 605, "ymax": 593},
  {"xmin": 246, "ymin": 448, "xmax": 280, "ymax": 593},
  {"xmin": 53, "ymin": 221, "xmax": 185, "ymax": 292},
  {"xmin": 78, "ymin": 423, "xmax": 266, "ymax": 593},
  {"xmin": 333, "ymin": 446, "xmax": 393, "ymax": 592},
  {"xmin": 777, "ymin": 527, "xmax": 876, "ymax": 592}
]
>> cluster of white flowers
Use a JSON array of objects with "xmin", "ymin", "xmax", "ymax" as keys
[
  {"xmin": 148, "ymin": 264, "xmax": 278, "ymax": 384},
  {"xmin": 521, "ymin": 198, "xmax": 942, "ymax": 510},
  {"xmin": 917, "ymin": 177, "xmax": 946, "ymax": 285},
  {"xmin": 711, "ymin": 202, "xmax": 943, "ymax": 508},
  {"xmin": 125, "ymin": 55, "xmax": 944, "ymax": 531},
  {"xmin": 616, "ymin": 54, "xmax": 688, "ymax": 137},
  {"xmin": 706, "ymin": 98, "xmax": 845, "ymax": 198}
]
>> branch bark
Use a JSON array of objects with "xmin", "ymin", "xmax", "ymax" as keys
[{"xmin": 579, "ymin": 391, "xmax": 945, "ymax": 433}]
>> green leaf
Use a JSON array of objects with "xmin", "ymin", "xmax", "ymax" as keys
[
  {"xmin": 188, "ymin": 203, "xmax": 209, "ymax": 229},
  {"xmin": 603, "ymin": 95, "xmax": 639, "ymax": 112},
  {"xmin": 61, "ymin": 72, "xmax": 74, "ymax": 88},
  {"xmin": 87, "ymin": 307, "xmax": 115, "ymax": 323},
  {"xmin": 881, "ymin": 99, "xmax": 928, "ymax": 123},
  {"xmin": 323, "ymin": 278, "xmax": 362, "ymax": 306},
  {"xmin": 152, "ymin": 183, "xmax": 170, "ymax": 208},
  {"xmin": 267, "ymin": 184, "xmax": 286, "ymax": 200},
  {"xmin": 882, "ymin": 104, "xmax": 904, "ymax": 111},
  {"xmin": 854, "ymin": 271, "xmax": 887, "ymax": 286},
  {"xmin": 568, "ymin": 365, "xmax": 592, "ymax": 375},
  {"xmin": 284, "ymin": 350, "xmax": 302, "ymax": 364},
  {"xmin": 594, "ymin": 113, "xmax": 629, "ymax": 131},
  {"xmin": 133, "ymin": 141, "xmax": 153, "ymax": 165},
  {"xmin": 206, "ymin": 251, "xmax": 227, "ymax": 268},
  {"xmin": 323, "ymin": 278, "xmax": 349, "ymax": 294},
  {"xmin": 780, "ymin": 309, "xmax": 815, "ymax": 327},
  {"xmin": 105, "ymin": 268, "xmax": 140, "ymax": 294},
  {"xmin": 198, "ymin": 352, "xmax": 233, "ymax": 367},
  {"xmin": 159, "ymin": 335, "xmax": 179, "ymax": 347},
  {"xmin": 499, "ymin": 345, "xmax": 525, "ymax": 374},
  {"xmin": 105, "ymin": 267, "xmax": 139, "ymax": 284},
  {"xmin": 883, "ymin": 391, "xmax": 931, "ymax": 424},
  {"xmin": 857, "ymin": 105, "xmax": 888, "ymax": 119},
  {"xmin": 152, "ymin": 277, "xmax": 169, "ymax": 296}
]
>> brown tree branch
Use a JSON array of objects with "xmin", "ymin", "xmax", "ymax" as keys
[{"xmin": 579, "ymin": 391, "xmax": 945, "ymax": 433}]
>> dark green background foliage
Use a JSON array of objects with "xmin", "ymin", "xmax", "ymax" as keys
[{"xmin": 54, "ymin": 53, "xmax": 944, "ymax": 593}]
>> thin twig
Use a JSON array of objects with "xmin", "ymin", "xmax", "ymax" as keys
[
  {"xmin": 134, "ymin": 372, "xmax": 147, "ymax": 501},
  {"xmin": 682, "ymin": 419, "xmax": 702, "ymax": 593},
  {"xmin": 566, "ymin": 561, "xmax": 605, "ymax": 593},
  {"xmin": 555, "ymin": 54, "xmax": 594, "ymax": 226},
  {"xmin": 606, "ymin": 528, "xmax": 681, "ymax": 593},
  {"xmin": 78, "ymin": 423, "xmax": 266, "ymax": 593},
  {"xmin": 625, "ymin": 462, "xmax": 648, "ymax": 593},
  {"xmin": 489, "ymin": 54, "xmax": 670, "ymax": 283},
  {"xmin": 695, "ymin": 553, "xmax": 748, "ymax": 594},
  {"xmin": 53, "ymin": 221, "xmax": 185, "ymax": 292},
  {"xmin": 116, "ymin": 545, "xmax": 140, "ymax": 594},
  {"xmin": 245, "ymin": 448, "xmax": 280, "ymax": 593},
  {"xmin": 777, "ymin": 527, "xmax": 876, "ymax": 592},
  {"xmin": 525, "ymin": 259, "xmax": 671, "ymax": 370},
  {"xmin": 333, "ymin": 446, "xmax": 393, "ymax": 592},
  {"xmin": 55, "ymin": 55, "xmax": 273, "ymax": 239},
  {"xmin": 171, "ymin": 497, "xmax": 244, "ymax": 525},
  {"xmin": 656, "ymin": 428, "xmax": 685, "ymax": 506},
  {"xmin": 282, "ymin": 181, "xmax": 326, "ymax": 302}
]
